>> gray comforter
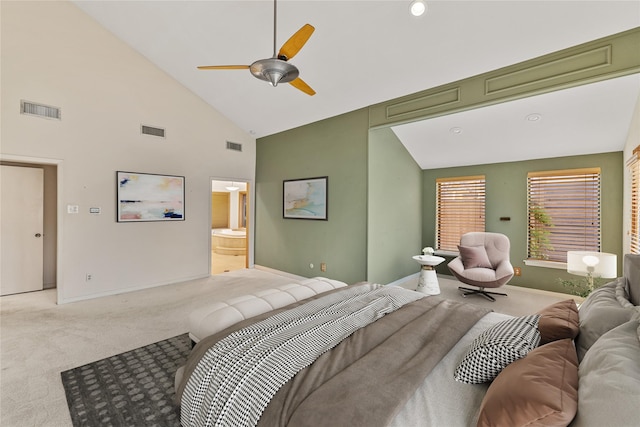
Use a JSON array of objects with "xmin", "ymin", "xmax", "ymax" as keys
[{"xmin": 177, "ymin": 285, "xmax": 491, "ymax": 427}]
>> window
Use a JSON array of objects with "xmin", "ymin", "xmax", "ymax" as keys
[
  {"xmin": 436, "ymin": 176, "xmax": 485, "ymax": 251},
  {"xmin": 628, "ymin": 146, "xmax": 640, "ymax": 254},
  {"xmin": 527, "ymin": 168, "xmax": 601, "ymax": 263}
]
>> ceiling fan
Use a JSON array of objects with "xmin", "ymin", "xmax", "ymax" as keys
[{"xmin": 197, "ymin": 0, "xmax": 316, "ymax": 96}]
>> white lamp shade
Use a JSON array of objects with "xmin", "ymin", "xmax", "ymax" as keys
[{"xmin": 566, "ymin": 251, "xmax": 617, "ymax": 278}]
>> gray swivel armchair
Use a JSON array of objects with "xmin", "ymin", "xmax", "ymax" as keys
[{"xmin": 447, "ymin": 232, "xmax": 514, "ymax": 301}]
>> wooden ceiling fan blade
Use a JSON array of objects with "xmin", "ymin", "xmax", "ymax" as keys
[
  {"xmin": 278, "ymin": 24, "xmax": 314, "ymax": 60},
  {"xmin": 289, "ymin": 77, "xmax": 316, "ymax": 96},
  {"xmin": 197, "ymin": 65, "xmax": 250, "ymax": 70}
]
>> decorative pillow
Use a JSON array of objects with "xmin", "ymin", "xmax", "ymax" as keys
[
  {"xmin": 616, "ymin": 277, "xmax": 634, "ymax": 308},
  {"xmin": 571, "ymin": 320, "xmax": 640, "ymax": 427},
  {"xmin": 576, "ymin": 279, "xmax": 636, "ymax": 361},
  {"xmin": 458, "ymin": 245, "xmax": 493, "ymax": 269},
  {"xmin": 623, "ymin": 253, "xmax": 640, "ymax": 305},
  {"xmin": 454, "ymin": 315, "xmax": 540, "ymax": 384},
  {"xmin": 476, "ymin": 338, "xmax": 578, "ymax": 427},
  {"xmin": 536, "ymin": 299, "xmax": 579, "ymax": 345}
]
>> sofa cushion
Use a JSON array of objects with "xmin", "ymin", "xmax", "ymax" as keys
[
  {"xmin": 458, "ymin": 245, "xmax": 493, "ymax": 269},
  {"xmin": 570, "ymin": 319, "xmax": 640, "ymax": 427},
  {"xmin": 477, "ymin": 338, "xmax": 578, "ymax": 427},
  {"xmin": 615, "ymin": 279, "xmax": 634, "ymax": 308},
  {"xmin": 454, "ymin": 315, "xmax": 540, "ymax": 384},
  {"xmin": 536, "ymin": 299, "xmax": 579, "ymax": 345},
  {"xmin": 624, "ymin": 253, "xmax": 640, "ymax": 305},
  {"xmin": 576, "ymin": 278, "xmax": 637, "ymax": 361}
]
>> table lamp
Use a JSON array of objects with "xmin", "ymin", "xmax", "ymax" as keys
[{"xmin": 566, "ymin": 251, "xmax": 617, "ymax": 290}]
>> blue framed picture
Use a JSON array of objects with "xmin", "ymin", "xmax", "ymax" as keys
[
  {"xmin": 117, "ymin": 171, "xmax": 185, "ymax": 222},
  {"xmin": 283, "ymin": 176, "xmax": 328, "ymax": 220}
]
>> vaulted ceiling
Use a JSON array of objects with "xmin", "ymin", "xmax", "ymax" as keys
[{"xmin": 73, "ymin": 0, "xmax": 640, "ymax": 168}]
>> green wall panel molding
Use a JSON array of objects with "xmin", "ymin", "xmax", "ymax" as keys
[
  {"xmin": 370, "ymin": 26, "xmax": 640, "ymax": 129},
  {"xmin": 422, "ymin": 152, "xmax": 623, "ymax": 293}
]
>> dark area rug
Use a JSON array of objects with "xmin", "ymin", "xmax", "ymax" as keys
[{"xmin": 61, "ymin": 333, "xmax": 191, "ymax": 427}]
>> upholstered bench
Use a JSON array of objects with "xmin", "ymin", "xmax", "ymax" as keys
[{"xmin": 188, "ymin": 277, "xmax": 348, "ymax": 344}]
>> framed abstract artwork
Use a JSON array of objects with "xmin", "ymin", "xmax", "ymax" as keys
[
  {"xmin": 283, "ymin": 176, "xmax": 328, "ymax": 220},
  {"xmin": 116, "ymin": 171, "xmax": 185, "ymax": 222}
]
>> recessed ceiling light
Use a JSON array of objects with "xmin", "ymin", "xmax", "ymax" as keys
[
  {"xmin": 449, "ymin": 127, "xmax": 463, "ymax": 134},
  {"xmin": 526, "ymin": 113, "xmax": 542, "ymax": 122},
  {"xmin": 410, "ymin": 0, "xmax": 427, "ymax": 16}
]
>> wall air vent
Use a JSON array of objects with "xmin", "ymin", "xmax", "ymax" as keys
[
  {"xmin": 141, "ymin": 124, "xmax": 166, "ymax": 138},
  {"xmin": 20, "ymin": 100, "xmax": 61, "ymax": 120},
  {"xmin": 226, "ymin": 141, "xmax": 243, "ymax": 152}
]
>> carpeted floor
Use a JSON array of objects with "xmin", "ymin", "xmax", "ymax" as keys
[
  {"xmin": 2, "ymin": 268, "xmax": 577, "ymax": 426},
  {"xmin": 61, "ymin": 334, "xmax": 191, "ymax": 427}
]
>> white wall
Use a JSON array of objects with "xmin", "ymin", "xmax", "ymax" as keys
[
  {"xmin": 623, "ymin": 93, "xmax": 640, "ymax": 253},
  {"xmin": 1, "ymin": 1, "xmax": 256, "ymax": 302}
]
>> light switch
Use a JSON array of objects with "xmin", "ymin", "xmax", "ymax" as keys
[{"xmin": 67, "ymin": 205, "xmax": 79, "ymax": 214}]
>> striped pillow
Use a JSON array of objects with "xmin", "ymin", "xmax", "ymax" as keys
[{"xmin": 454, "ymin": 315, "xmax": 541, "ymax": 384}]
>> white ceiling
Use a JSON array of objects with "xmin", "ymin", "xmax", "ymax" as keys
[
  {"xmin": 393, "ymin": 74, "xmax": 640, "ymax": 169},
  {"xmin": 72, "ymin": 0, "xmax": 640, "ymax": 169}
]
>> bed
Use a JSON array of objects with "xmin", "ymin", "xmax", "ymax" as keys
[{"xmin": 175, "ymin": 256, "xmax": 640, "ymax": 427}]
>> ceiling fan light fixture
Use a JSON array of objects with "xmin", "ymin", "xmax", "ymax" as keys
[
  {"xmin": 198, "ymin": 0, "xmax": 314, "ymax": 95},
  {"xmin": 265, "ymin": 70, "xmax": 285, "ymax": 87},
  {"xmin": 250, "ymin": 58, "xmax": 299, "ymax": 86},
  {"xmin": 410, "ymin": 0, "xmax": 427, "ymax": 16}
]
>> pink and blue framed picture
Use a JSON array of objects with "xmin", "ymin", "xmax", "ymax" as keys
[{"xmin": 117, "ymin": 171, "xmax": 185, "ymax": 222}]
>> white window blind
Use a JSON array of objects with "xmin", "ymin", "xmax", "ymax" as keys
[
  {"xmin": 527, "ymin": 168, "xmax": 601, "ymax": 262},
  {"xmin": 627, "ymin": 147, "xmax": 640, "ymax": 254},
  {"xmin": 436, "ymin": 176, "xmax": 485, "ymax": 251}
]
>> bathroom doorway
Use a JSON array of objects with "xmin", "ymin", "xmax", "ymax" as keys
[{"xmin": 210, "ymin": 179, "xmax": 249, "ymax": 274}]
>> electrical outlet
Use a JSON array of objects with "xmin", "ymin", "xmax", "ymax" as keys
[
  {"xmin": 86, "ymin": 274, "xmax": 92, "ymax": 281},
  {"xmin": 320, "ymin": 263, "xmax": 326, "ymax": 272},
  {"xmin": 514, "ymin": 267, "xmax": 521, "ymax": 276}
]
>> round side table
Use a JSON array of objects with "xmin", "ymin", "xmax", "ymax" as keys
[{"xmin": 412, "ymin": 255, "xmax": 445, "ymax": 295}]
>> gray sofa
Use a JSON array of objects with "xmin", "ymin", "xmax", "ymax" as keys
[{"xmin": 569, "ymin": 253, "xmax": 640, "ymax": 426}]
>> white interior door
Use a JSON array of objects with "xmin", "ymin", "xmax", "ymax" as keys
[{"xmin": 1, "ymin": 165, "xmax": 44, "ymax": 296}]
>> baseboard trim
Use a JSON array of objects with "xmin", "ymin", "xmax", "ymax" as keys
[
  {"xmin": 56, "ymin": 273, "xmax": 210, "ymax": 304},
  {"xmin": 386, "ymin": 272, "xmax": 420, "ymax": 287}
]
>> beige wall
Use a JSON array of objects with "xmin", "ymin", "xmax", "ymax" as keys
[{"xmin": 1, "ymin": 1, "xmax": 256, "ymax": 302}]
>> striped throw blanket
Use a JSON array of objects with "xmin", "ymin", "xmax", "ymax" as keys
[{"xmin": 180, "ymin": 284, "xmax": 423, "ymax": 427}]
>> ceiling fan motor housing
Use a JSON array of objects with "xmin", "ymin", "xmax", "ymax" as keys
[{"xmin": 250, "ymin": 58, "xmax": 299, "ymax": 86}]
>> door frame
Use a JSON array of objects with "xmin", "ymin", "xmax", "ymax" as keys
[
  {"xmin": 209, "ymin": 176, "xmax": 254, "ymax": 273},
  {"xmin": 0, "ymin": 154, "xmax": 64, "ymax": 303}
]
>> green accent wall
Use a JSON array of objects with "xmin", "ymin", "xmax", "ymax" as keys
[
  {"xmin": 367, "ymin": 128, "xmax": 423, "ymax": 284},
  {"xmin": 255, "ymin": 109, "xmax": 369, "ymax": 284},
  {"xmin": 422, "ymin": 152, "xmax": 623, "ymax": 293}
]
